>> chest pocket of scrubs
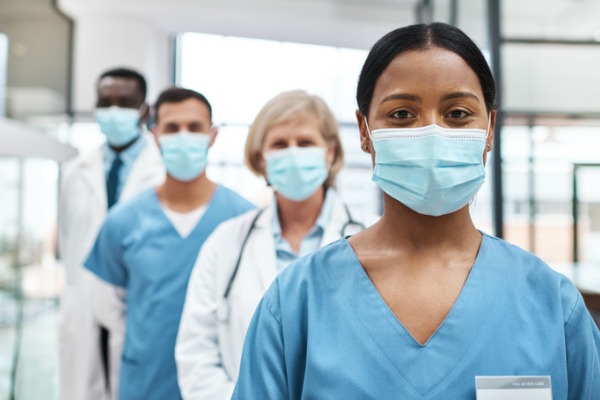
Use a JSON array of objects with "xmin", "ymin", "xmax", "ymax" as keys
[
  {"xmin": 120, "ymin": 353, "xmax": 142, "ymax": 397},
  {"xmin": 124, "ymin": 235, "xmax": 174, "ymax": 288}
]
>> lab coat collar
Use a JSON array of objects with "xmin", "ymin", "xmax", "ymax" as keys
[
  {"xmin": 249, "ymin": 190, "xmax": 350, "ymax": 290},
  {"xmin": 79, "ymin": 147, "xmax": 107, "ymax": 210},
  {"xmin": 121, "ymin": 136, "xmax": 164, "ymax": 200},
  {"xmin": 254, "ymin": 189, "xmax": 348, "ymax": 247},
  {"xmin": 244, "ymin": 205, "xmax": 278, "ymax": 292},
  {"xmin": 321, "ymin": 189, "xmax": 347, "ymax": 246},
  {"xmin": 78, "ymin": 134, "xmax": 164, "ymax": 211}
]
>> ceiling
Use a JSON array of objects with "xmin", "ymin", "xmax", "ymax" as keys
[{"xmin": 55, "ymin": 0, "xmax": 600, "ymax": 49}]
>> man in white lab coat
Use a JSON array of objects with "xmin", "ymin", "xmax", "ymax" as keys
[{"xmin": 58, "ymin": 68, "xmax": 165, "ymax": 400}]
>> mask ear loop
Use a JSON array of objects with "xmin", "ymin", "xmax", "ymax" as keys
[
  {"xmin": 485, "ymin": 112, "xmax": 493, "ymax": 149},
  {"xmin": 470, "ymin": 112, "xmax": 494, "ymax": 210},
  {"xmin": 363, "ymin": 116, "xmax": 375, "ymax": 141}
]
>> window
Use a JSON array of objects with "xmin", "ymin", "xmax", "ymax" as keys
[{"xmin": 177, "ymin": 32, "xmax": 380, "ymax": 213}]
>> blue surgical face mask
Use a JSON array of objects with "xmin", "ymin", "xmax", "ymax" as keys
[
  {"xmin": 95, "ymin": 106, "xmax": 141, "ymax": 147},
  {"xmin": 265, "ymin": 146, "xmax": 329, "ymax": 202},
  {"xmin": 366, "ymin": 119, "xmax": 489, "ymax": 216},
  {"xmin": 159, "ymin": 131, "xmax": 210, "ymax": 182}
]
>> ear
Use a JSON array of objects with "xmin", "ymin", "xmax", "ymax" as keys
[
  {"xmin": 486, "ymin": 109, "xmax": 497, "ymax": 151},
  {"xmin": 257, "ymin": 152, "xmax": 266, "ymax": 178},
  {"xmin": 325, "ymin": 144, "xmax": 336, "ymax": 168},
  {"xmin": 150, "ymin": 126, "xmax": 161, "ymax": 148},
  {"xmin": 208, "ymin": 125, "xmax": 219, "ymax": 147},
  {"xmin": 355, "ymin": 109, "xmax": 372, "ymax": 154},
  {"xmin": 139, "ymin": 102, "xmax": 151, "ymax": 125},
  {"xmin": 483, "ymin": 109, "xmax": 497, "ymax": 165}
]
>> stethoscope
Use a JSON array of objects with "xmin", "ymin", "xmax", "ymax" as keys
[{"xmin": 213, "ymin": 203, "xmax": 365, "ymax": 322}]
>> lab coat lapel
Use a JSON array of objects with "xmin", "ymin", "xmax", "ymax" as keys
[
  {"xmin": 120, "ymin": 136, "xmax": 165, "ymax": 201},
  {"xmin": 322, "ymin": 191, "xmax": 346, "ymax": 246},
  {"xmin": 246, "ymin": 205, "xmax": 278, "ymax": 292},
  {"xmin": 80, "ymin": 147, "xmax": 107, "ymax": 211}
]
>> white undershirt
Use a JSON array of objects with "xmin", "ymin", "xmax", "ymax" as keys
[{"xmin": 162, "ymin": 205, "xmax": 207, "ymax": 238}]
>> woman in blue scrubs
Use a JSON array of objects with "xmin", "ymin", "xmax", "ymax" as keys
[{"xmin": 233, "ymin": 23, "xmax": 600, "ymax": 399}]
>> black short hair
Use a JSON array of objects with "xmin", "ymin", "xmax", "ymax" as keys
[
  {"xmin": 153, "ymin": 87, "xmax": 213, "ymax": 122},
  {"xmin": 98, "ymin": 67, "xmax": 147, "ymax": 100},
  {"xmin": 357, "ymin": 22, "xmax": 496, "ymax": 118}
]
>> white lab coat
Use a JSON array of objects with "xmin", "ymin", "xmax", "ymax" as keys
[
  {"xmin": 175, "ymin": 190, "xmax": 376, "ymax": 400},
  {"xmin": 58, "ymin": 135, "xmax": 165, "ymax": 400}
]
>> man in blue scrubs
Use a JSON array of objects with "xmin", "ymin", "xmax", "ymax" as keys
[{"xmin": 85, "ymin": 87, "xmax": 254, "ymax": 400}]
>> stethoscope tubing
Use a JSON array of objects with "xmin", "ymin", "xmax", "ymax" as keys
[{"xmin": 215, "ymin": 203, "xmax": 364, "ymax": 321}]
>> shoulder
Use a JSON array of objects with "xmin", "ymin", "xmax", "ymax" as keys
[
  {"xmin": 266, "ymin": 240, "xmax": 350, "ymax": 303},
  {"xmin": 215, "ymin": 185, "xmax": 255, "ymax": 212},
  {"xmin": 61, "ymin": 147, "xmax": 102, "ymax": 180},
  {"xmin": 483, "ymin": 233, "xmax": 561, "ymax": 278},
  {"xmin": 104, "ymin": 189, "xmax": 155, "ymax": 227},
  {"xmin": 136, "ymin": 134, "xmax": 161, "ymax": 159},
  {"xmin": 204, "ymin": 207, "xmax": 265, "ymax": 247},
  {"xmin": 482, "ymin": 233, "xmax": 581, "ymax": 321}
]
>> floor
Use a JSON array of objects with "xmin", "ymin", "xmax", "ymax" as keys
[{"xmin": 0, "ymin": 296, "xmax": 58, "ymax": 400}]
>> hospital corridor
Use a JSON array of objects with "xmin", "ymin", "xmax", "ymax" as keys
[{"xmin": 2, "ymin": 0, "xmax": 600, "ymax": 399}]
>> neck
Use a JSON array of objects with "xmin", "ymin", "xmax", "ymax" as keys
[
  {"xmin": 377, "ymin": 194, "xmax": 480, "ymax": 250},
  {"xmin": 156, "ymin": 173, "xmax": 216, "ymax": 212},
  {"xmin": 109, "ymin": 133, "xmax": 140, "ymax": 153},
  {"xmin": 277, "ymin": 187, "xmax": 326, "ymax": 236}
]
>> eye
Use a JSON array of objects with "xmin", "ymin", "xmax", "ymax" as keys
[
  {"xmin": 117, "ymin": 98, "xmax": 138, "ymax": 109},
  {"xmin": 298, "ymin": 139, "xmax": 316, "ymax": 147},
  {"xmin": 188, "ymin": 122, "xmax": 203, "ymax": 132},
  {"xmin": 269, "ymin": 140, "xmax": 288, "ymax": 149},
  {"xmin": 164, "ymin": 123, "xmax": 179, "ymax": 133},
  {"xmin": 445, "ymin": 109, "xmax": 472, "ymax": 119},
  {"xmin": 96, "ymin": 99, "xmax": 111, "ymax": 108},
  {"xmin": 389, "ymin": 109, "xmax": 414, "ymax": 119}
]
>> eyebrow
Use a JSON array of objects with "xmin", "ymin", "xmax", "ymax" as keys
[
  {"xmin": 380, "ymin": 93, "xmax": 422, "ymax": 104},
  {"xmin": 441, "ymin": 91, "xmax": 481, "ymax": 102}
]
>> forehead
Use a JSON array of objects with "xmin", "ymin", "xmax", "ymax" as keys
[
  {"xmin": 372, "ymin": 47, "xmax": 484, "ymax": 103},
  {"xmin": 97, "ymin": 76, "xmax": 142, "ymax": 97},
  {"xmin": 266, "ymin": 115, "xmax": 321, "ymax": 138},
  {"xmin": 157, "ymin": 98, "xmax": 211, "ymax": 123}
]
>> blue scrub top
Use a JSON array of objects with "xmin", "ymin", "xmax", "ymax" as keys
[
  {"xmin": 233, "ymin": 234, "xmax": 600, "ymax": 399},
  {"xmin": 86, "ymin": 186, "xmax": 254, "ymax": 400}
]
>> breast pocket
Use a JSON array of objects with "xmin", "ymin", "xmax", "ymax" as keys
[{"xmin": 120, "ymin": 353, "xmax": 143, "ymax": 398}]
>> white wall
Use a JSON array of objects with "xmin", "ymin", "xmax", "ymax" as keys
[
  {"xmin": 58, "ymin": 0, "xmax": 417, "ymax": 111},
  {"xmin": 67, "ymin": 15, "xmax": 170, "ymax": 111},
  {"xmin": 503, "ymin": 44, "xmax": 600, "ymax": 113},
  {"xmin": 0, "ymin": 34, "xmax": 7, "ymax": 117}
]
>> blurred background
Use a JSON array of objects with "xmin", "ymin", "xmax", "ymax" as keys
[{"xmin": 2, "ymin": 0, "xmax": 600, "ymax": 398}]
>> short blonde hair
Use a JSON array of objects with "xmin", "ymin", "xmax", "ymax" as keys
[{"xmin": 245, "ymin": 90, "xmax": 344, "ymax": 188}]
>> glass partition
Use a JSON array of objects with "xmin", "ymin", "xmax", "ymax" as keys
[
  {"xmin": 502, "ymin": 121, "xmax": 600, "ymax": 263},
  {"xmin": 0, "ymin": 155, "xmax": 62, "ymax": 399}
]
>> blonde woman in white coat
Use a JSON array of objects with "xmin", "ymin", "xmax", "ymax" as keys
[{"xmin": 176, "ymin": 90, "xmax": 374, "ymax": 400}]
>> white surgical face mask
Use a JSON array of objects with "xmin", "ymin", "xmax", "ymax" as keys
[
  {"xmin": 366, "ymin": 118, "xmax": 490, "ymax": 216},
  {"xmin": 159, "ymin": 131, "xmax": 210, "ymax": 182},
  {"xmin": 265, "ymin": 146, "xmax": 329, "ymax": 202},
  {"xmin": 95, "ymin": 106, "xmax": 141, "ymax": 147}
]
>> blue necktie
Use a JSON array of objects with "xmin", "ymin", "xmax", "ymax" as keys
[
  {"xmin": 102, "ymin": 155, "xmax": 123, "ymax": 391},
  {"xmin": 106, "ymin": 156, "xmax": 123, "ymax": 209}
]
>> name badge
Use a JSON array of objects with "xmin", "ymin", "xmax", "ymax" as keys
[{"xmin": 476, "ymin": 376, "xmax": 552, "ymax": 400}]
